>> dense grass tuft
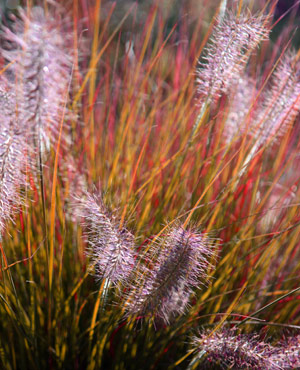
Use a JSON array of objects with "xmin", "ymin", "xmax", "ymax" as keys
[{"xmin": 0, "ymin": 1, "xmax": 300, "ymax": 369}]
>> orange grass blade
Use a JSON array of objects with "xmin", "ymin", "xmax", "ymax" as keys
[
  {"xmin": 120, "ymin": 131, "xmax": 150, "ymax": 228},
  {"xmin": 72, "ymin": 4, "xmax": 136, "ymax": 108},
  {"xmin": 88, "ymin": 0, "xmax": 101, "ymax": 179},
  {"xmin": 49, "ymin": 91, "xmax": 69, "ymax": 293}
]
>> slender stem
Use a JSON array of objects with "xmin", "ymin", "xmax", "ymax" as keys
[
  {"xmin": 100, "ymin": 278, "xmax": 111, "ymax": 311},
  {"xmin": 231, "ymin": 140, "xmax": 260, "ymax": 191},
  {"xmin": 236, "ymin": 286, "xmax": 300, "ymax": 327},
  {"xmin": 37, "ymin": 135, "xmax": 51, "ymax": 356},
  {"xmin": 38, "ymin": 146, "xmax": 48, "ymax": 262},
  {"xmin": 191, "ymin": 101, "xmax": 208, "ymax": 141}
]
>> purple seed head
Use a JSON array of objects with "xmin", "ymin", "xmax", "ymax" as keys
[
  {"xmin": 197, "ymin": 12, "xmax": 269, "ymax": 103},
  {"xmin": 0, "ymin": 86, "xmax": 27, "ymax": 234},
  {"xmin": 124, "ymin": 225, "xmax": 215, "ymax": 323},
  {"xmin": 1, "ymin": 6, "xmax": 72, "ymax": 152},
  {"xmin": 0, "ymin": 6, "xmax": 73, "ymax": 233},
  {"xmin": 270, "ymin": 335, "xmax": 300, "ymax": 369},
  {"xmin": 224, "ymin": 75, "xmax": 258, "ymax": 144},
  {"xmin": 191, "ymin": 329, "xmax": 282, "ymax": 369},
  {"xmin": 256, "ymin": 50, "xmax": 300, "ymax": 144},
  {"xmin": 73, "ymin": 192, "xmax": 135, "ymax": 284}
]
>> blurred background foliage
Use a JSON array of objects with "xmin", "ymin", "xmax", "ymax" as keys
[{"xmin": 1, "ymin": 0, "xmax": 300, "ymax": 46}]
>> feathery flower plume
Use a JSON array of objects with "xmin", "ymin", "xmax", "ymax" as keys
[
  {"xmin": 73, "ymin": 192, "xmax": 135, "ymax": 284},
  {"xmin": 270, "ymin": 335, "xmax": 300, "ymax": 369},
  {"xmin": 0, "ymin": 87, "xmax": 27, "ymax": 234},
  {"xmin": 232, "ymin": 51, "xmax": 300, "ymax": 188},
  {"xmin": 1, "ymin": 6, "xmax": 72, "ymax": 153},
  {"xmin": 255, "ymin": 50, "xmax": 300, "ymax": 144},
  {"xmin": 62, "ymin": 155, "xmax": 88, "ymax": 223},
  {"xmin": 197, "ymin": 12, "xmax": 269, "ymax": 104},
  {"xmin": 62, "ymin": 155, "xmax": 87, "ymax": 197},
  {"xmin": 223, "ymin": 75, "xmax": 258, "ymax": 144},
  {"xmin": 124, "ymin": 225, "xmax": 215, "ymax": 323},
  {"xmin": 190, "ymin": 329, "xmax": 282, "ymax": 369},
  {"xmin": 256, "ymin": 181, "xmax": 296, "ymax": 233}
]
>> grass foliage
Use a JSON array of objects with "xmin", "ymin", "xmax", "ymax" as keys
[{"xmin": 0, "ymin": 0, "xmax": 300, "ymax": 369}]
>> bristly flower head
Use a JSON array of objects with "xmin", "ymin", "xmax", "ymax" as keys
[
  {"xmin": 1, "ymin": 6, "xmax": 72, "ymax": 152},
  {"xmin": 255, "ymin": 50, "xmax": 300, "ymax": 144},
  {"xmin": 190, "ymin": 329, "xmax": 283, "ymax": 369},
  {"xmin": 223, "ymin": 75, "xmax": 258, "ymax": 144},
  {"xmin": 124, "ymin": 225, "xmax": 215, "ymax": 323},
  {"xmin": 0, "ymin": 87, "xmax": 27, "ymax": 234},
  {"xmin": 73, "ymin": 192, "xmax": 135, "ymax": 284},
  {"xmin": 197, "ymin": 11, "xmax": 269, "ymax": 103},
  {"xmin": 271, "ymin": 335, "xmax": 300, "ymax": 369}
]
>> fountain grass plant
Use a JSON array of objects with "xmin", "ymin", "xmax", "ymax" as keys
[{"xmin": 0, "ymin": 0, "xmax": 300, "ymax": 369}]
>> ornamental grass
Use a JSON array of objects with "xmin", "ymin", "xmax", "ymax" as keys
[{"xmin": 0, "ymin": 1, "xmax": 300, "ymax": 369}]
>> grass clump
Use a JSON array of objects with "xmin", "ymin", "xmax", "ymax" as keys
[{"xmin": 0, "ymin": 0, "xmax": 300, "ymax": 369}]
